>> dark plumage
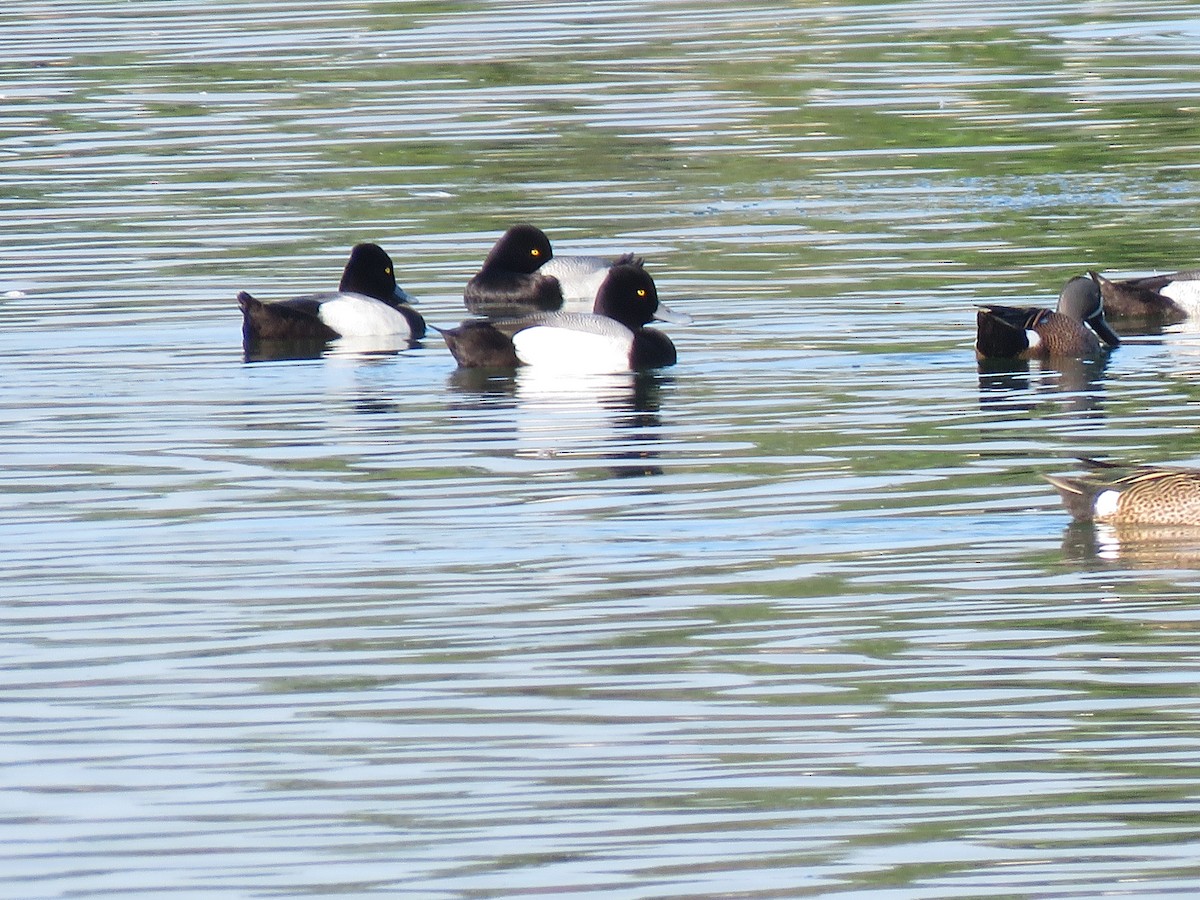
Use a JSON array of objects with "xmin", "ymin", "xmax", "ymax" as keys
[
  {"xmin": 437, "ymin": 319, "xmax": 522, "ymax": 369},
  {"xmin": 440, "ymin": 263, "xmax": 688, "ymax": 372},
  {"xmin": 239, "ymin": 293, "xmax": 338, "ymax": 342},
  {"xmin": 463, "ymin": 224, "xmax": 651, "ymax": 317},
  {"xmin": 464, "ymin": 224, "xmax": 563, "ymax": 318},
  {"xmin": 239, "ymin": 243, "xmax": 424, "ymax": 344},
  {"xmin": 975, "ymin": 275, "xmax": 1119, "ymax": 360},
  {"xmin": 1089, "ymin": 269, "xmax": 1200, "ymax": 325}
]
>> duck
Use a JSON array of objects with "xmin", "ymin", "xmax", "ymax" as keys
[
  {"xmin": 1088, "ymin": 269, "xmax": 1200, "ymax": 325},
  {"xmin": 1044, "ymin": 459, "xmax": 1200, "ymax": 526},
  {"xmin": 975, "ymin": 275, "xmax": 1119, "ymax": 360},
  {"xmin": 441, "ymin": 263, "xmax": 691, "ymax": 373},
  {"xmin": 238, "ymin": 242, "xmax": 425, "ymax": 343},
  {"xmin": 463, "ymin": 224, "xmax": 645, "ymax": 317}
]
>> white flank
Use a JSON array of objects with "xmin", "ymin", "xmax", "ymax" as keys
[
  {"xmin": 513, "ymin": 324, "xmax": 632, "ymax": 374},
  {"xmin": 1160, "ymin": 279, "xmax": 1200, "ymax": 316},
  {"xmin": 1093, "ymin": 489, "xmax": 1121, "ymax": 520},
  {"xmin": 317, "ymin": 293, "xmax": 413, "ymax": 337},
  {"xmin": 1025, "ymin": 329, "xmax": 1042, "ymax": 351}
]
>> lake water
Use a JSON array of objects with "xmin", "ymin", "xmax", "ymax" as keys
[{"xmin": 5, "ymin": 1, "xmax": 1200, "ymax": 897}]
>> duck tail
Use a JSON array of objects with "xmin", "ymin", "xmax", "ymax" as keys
[
  {"xmin": 975, "ymin": 307, "xmax": 1029, "ymax": 358},
  {"xmin": 437, "ymin": 321, "xmax": 521, "ymax": 368},
  {"xmin": 1042, "ymin": 474, "xmax": 1098, "ymax": 521},
  {"xmin": 237, "ymin": 291, "xmax": 265, "ymax": 341},
  {"xmin": 236, "ymin": 291, "xmax": 339, "ymax": 342}
]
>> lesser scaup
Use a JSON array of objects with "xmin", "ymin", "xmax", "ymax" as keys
[
  {"xmin": 238, "ymin": 242, "xmax": 425, "ymax": 343},
  {"xmin": 442, "ymin": 263, "xmax": 690, "ymax": 373},
  {"xmin": 463, "ymin": 224, "xmax": 645, "ymax": 317}
]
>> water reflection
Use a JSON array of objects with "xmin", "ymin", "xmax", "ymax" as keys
[
  {"xmin": 448, "ymin": 367, "xmax": 670, "ymax": 478},
  {"xmin": 1061, "ymin": 520, "xmax": 1200, "ymax": 569},
  {"xmin": 13, "ymin": 1, "xmax": 1200, "ymax": 895},
  {"xmin": 976, "ymin": 356, "xmax": 1109, "ymax": 417},
  {"xmin": 243, "ymin": 334, "xmax": 422, "ymax": 363}
]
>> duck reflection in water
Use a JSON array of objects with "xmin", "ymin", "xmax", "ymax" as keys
[
  {"xmin": 446, "ymin": 367, "xmax": 671, "ymax": 479},
  {"xmin": 1060, "ymin": 519, "xmax": 1200, "ymax": 569},
  {"xmin": 242, "ymin": 332, "xmax": 423, "ymax": 363},
  {"xmin": 977, "ymin": 355, "xmax": 1110, "ymax": 419}
]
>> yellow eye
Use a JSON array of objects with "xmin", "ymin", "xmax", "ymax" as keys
[
  {"xmin": 385, "ymin": 267, "xmax": 392, "ymax": 275},
  {"xmin": 531, "ymin": 248, "xmax": 541, "ymax": 257},
  {"xmin": 637, "ymin": 289, "xmax": 646, "ymax": 297}
]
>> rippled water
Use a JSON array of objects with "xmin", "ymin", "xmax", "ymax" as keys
[{"xmin": 6, "ymin": 1, "xmax": 1200, "ymax": 897}]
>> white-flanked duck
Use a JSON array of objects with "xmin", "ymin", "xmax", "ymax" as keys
[
  {"xmin": 238, "ymin": 242, "xmax": 425, "ymax": 344},
  {"xmin": 464, "ymin": 223, "xmax": 645, "ymax": 318},
  {"xmin": 442, "ymin": 263, "xmax": 690, "ymax": 373}
]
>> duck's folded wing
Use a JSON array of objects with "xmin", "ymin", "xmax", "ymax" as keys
[
  {"xmin": 977, "ymin": 304, "xmax": 1045, "ymax": 330},
  {"xmin": 238, "ymin": 291, "xmax": 336, "ymax": 342}
]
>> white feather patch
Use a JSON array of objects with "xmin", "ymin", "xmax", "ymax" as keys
[
  {"xmin": 1094, "ymin": 489, "xmax": 1121, "ymax": 520},
  {"xmin": 1160, "ymin": 279, "xmax": 1200, "ymax": 316},
  {"xmin": 1025, "ymin": 329, "xmax": 1042, "ymax": 351},
  {"xmin": 512, "ymin": 322, "xmax": 633, "ymax": 373},
  {"xmin": 318, "ymin": 293, "xmax": 414, "ymax": 337}
]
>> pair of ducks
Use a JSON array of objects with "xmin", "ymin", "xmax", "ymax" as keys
[
  {"xmin": 238, "ymin": 224, "xmax": 690, "ymax": 374},
  {"xmin": 974, "ymin": 268, "xmax": 1200, "ymax": 361},
  {"xmin": 975, "ymin": 266, "xmax": 1200, "ymax": 527}
]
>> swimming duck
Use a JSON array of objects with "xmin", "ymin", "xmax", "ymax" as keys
[
  {"xmin": 975, "ymin": 275, "xmax": 1119, "ymax": 360},
  {"xmin": 238, "ymin": 243, "xmax": 425, "ymax": 343},
  {"xmin": 442, "ymin": 263, "xmax": 690, "ymax": 372},
  {"xmin": 1088, "ymin": 269, "xmax": 1200, "ymax": 325},
  {"xmin": 463, "ymin": 224, "xmax": 644, "ymax": 317},
  {"xmin": 1045, "ymin": 459, "xmax": 1200, "ymax": 526}
]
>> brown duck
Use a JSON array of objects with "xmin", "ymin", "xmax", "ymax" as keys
[
  {"xmin": 1088, "ymin": 269, "xmax": 1200, "ymax": 325},
  {"xmin": 1045, "ymin": 459, "xmax": 1200, "ymax": 525},
  {"xmin": 975, "ymin": 275, "xmax": 1120, "ymax": 360}
]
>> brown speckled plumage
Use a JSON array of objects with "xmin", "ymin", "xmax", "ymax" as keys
[{"xmin": 1045, "ymin": 461, "xmax": 1200, "ymax": 525}]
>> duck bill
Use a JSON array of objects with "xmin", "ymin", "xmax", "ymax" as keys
[
  {"xmin": 1089, "ymin": 314, "xmax": 1120, "ymax": 348},
  {"xmin": 394, "ymin": 285, "xmax": 416, "ymax": 305},
  {"xmin": 653, "ymin": 300, "xmax": 693, "ymax": 325}
]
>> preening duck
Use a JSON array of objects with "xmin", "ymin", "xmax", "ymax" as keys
[{"xmin": 975, "ymin": 275, "xmax": 1119, "ymax": 360}]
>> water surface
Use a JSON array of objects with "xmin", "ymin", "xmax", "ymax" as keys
[{"xmin": 5, "ymin": 1, "xmax": 1200, "ymax": 897}]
